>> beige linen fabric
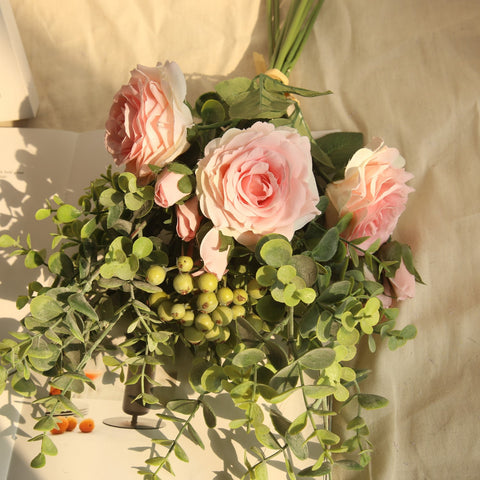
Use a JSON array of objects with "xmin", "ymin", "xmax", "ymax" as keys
[{"xmin": 5, "ymin": 1, "xmax": 480, "ymax": 478}]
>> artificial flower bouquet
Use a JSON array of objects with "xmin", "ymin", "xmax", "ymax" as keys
[{"xmin": 0, "ymin": 1, "xmax": 421, "ymax": 479}]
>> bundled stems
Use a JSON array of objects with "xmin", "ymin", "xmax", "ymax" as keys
[{"xmin": 268, "ymin": 0, "xmax": 325, "ymax": 75}]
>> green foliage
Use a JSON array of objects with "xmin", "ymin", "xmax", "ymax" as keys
[{"xmin": 0, "ymin": 7, "xmax": 420, "ymax": 480}]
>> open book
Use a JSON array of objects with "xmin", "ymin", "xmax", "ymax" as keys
[
  {"xmin": 0, "ymin": 128, "xmax": 114, "ymax": 335},
  {"xmin": 0, "ymin": 128, "xmax": 115, "ymax": 478}
]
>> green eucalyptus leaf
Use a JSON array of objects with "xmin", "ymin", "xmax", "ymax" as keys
[
  {"xmin": 255, "ymin": 295, "xmax": 285, "ymax": 322},
  {"xmin": 33, "ymin": 416, "xmax": 57, "ymax": 432},
  {"xmin": 99, "ymin": 188, "xmax": 123, "ymax": 207},
  {"xmin": 41, "ymin": 435, "xmax": 58, "ymax": 456},
  {"xmin": 201, "ymin": 365, "xmax": 227, "ymax": 393},
  {"xmin": 35, "ymin": 208, "xmax": 51, "ymax": 220},
  {"xmin": 174, "ymin": 443, "xmax": 189, "ymax": 462},
  {"xmin": 357, "ymin": 393, "xmax": 389, "ymax": 410},
  {"xmin": 132, "ymin": 237, "xmax": 153, "ymax": 259},
  {"xmin": 215, "ymin": 77, "xmax": 252, "ymax": 105},
  {"xmin": 312, "ymin": 227, "xmax": 339, "ymax": 262},
  {"xmin": 232, "ymin": 348, "xmax": 265, "ymax": 368},
  {"xmin": 24, "ymin": 250, "xmax": 44, "ymax": 269},
  {"xmin": 124, "ymin": 192, "xmax": 144, "ymax": 211},
  {"xmin": 303, "ymin": 385, "xmax": 336, "ymax": 399},
  {"xmin": 30, "ymin": 295, "xmax": 64, "ymax": 321},
  {"xmin": 202, "ymin": 401, "xmax": 216, "ymax": 428},
  {"xmin": 256, "ymin": 265, "xmax": 278, "ymax": 287},
  {"xmin": 0, "ymin": 233, "xmax": 18, "ymax": 247},
  {"xmin": 80, "ymin": 217, "xmax": 97, "ymax": 239},
  {"xmin": 30, "ymin": 452, "xmax": 46, "ymax": 468},
  {"xmin": 298, "ymin": 462, "xmax": 332, "ymax": 477},
  {"xmin": 200, "ymin": 98, "xmax": 226, "ymax": 123},
  {"xmin": 11, "ymin": 372, "xmax": 37, "ymax": 397},
  {"xmin": 118, "ymin": 172, "xmax": 138, "ymax": 193},
  {"xmin": 56, "ymin": 204, "xmax": 81, "ymax": 223},
  {"xmin": 298, "ymin": 348, "xmax": 335, "ymax": 370},
  {"xmin": 254, "ymin": 424, "xmax": 279, "ymax": 449},
  {"xmin": 167, "ymin": 399, "xmax": 198, "ymax": 415},
  {"xmin": 68, "ymin": 293, "xmax": 99, "ymax": 321},
  {"xmin": 260, "ymin": 238, "xmax": 293, "ymax": 267},
  {"xmin": 277, "ymin": 265, "xmax": 297, "ymax": 284}
]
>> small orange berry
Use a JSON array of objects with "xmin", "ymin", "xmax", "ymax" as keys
[
  {"xmin": 49, "ymin": 386, "xmax": 62, "ymax": 396},
  {"xmin": 66, "ymin": 416, "xmax": 77, "ymax": 431},
  {"xmin": 50, "ymin": 416, "xmax": 69, "ymax": 435},
  {"xmin": 79, "ymin": 418, "xmax": 95, "ymax": 433}
]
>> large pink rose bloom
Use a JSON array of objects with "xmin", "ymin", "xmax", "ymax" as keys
[
  {"xmin": 105, "ymin": 62, "xmax": 193, "ymax": 183},
  {"xmin": 196, "ymin": 122, "xmax": 320, "ymax": 248},
  {"xmin": 326, "ymin": 139, "xmax": 414, "ymax": 251}
]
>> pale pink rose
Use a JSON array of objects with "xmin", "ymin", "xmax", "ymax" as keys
[
  {"xmin": 199, "ymin": 228, "xmax": 231, "ymax": 280},
  {"xmin": 105, "ymin": 61, "xmax": 193, "ymax": 184},
  {"xmin": 196, "ymin": 122, "xmax": 320, "ymax": 248},
  {"xmin": 154, "ymin": 169, "xmax": 186, "ymax": 208},
  {"xmin": 176, "ymin": 197, "xmax": 202, "ymax": 242},
  {"xmin": 390, "ymin": 260, "xmax": 415, "ymax": 301},
  {"xmin": 325, "ymin": 139, "xmax": 414, "ymax": 252}
]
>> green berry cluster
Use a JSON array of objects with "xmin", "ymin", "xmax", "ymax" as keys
[{"xmin": 145, "ymin": 257, "xmax": 267, "ymax": 346}]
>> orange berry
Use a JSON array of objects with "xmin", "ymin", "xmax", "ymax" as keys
[
  {"xmin": 50, "ymin": 416, "xmax": 69, "ymax": 435},
  {"xmin": 66, "ymin": 416, "xmax": 77, "ymax": 431},
  {"xmin": 79, "ymin": 418, "xmax": 95, "ymax": 433},
  {"xmin": 49, "ymin": 386, "xmax": 62, "ymax": 396}
]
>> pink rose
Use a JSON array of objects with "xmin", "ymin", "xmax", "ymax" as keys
[
  {"xmin": 105, "ymin": 61, "xmax": 193, "ymax": 183},
  {"xmin": 325, "ymin": 139, "xmax": 414, "ymax": 251},
  {"xmin": 389, "ymin": 259, "xmax": 415, "ymax": 301},
  {"xmin": 176, "ymin": 197, "xmax": 202, "ymax": 242},
  {"xmin": 196, "ymin": 122, "xmax": 320, "ymax": 248},
  {"xmin": 154, "ymin": 169, "xmax": 186, "ymax": 208},
  {"xmin": 199, "ymin": 228, "xmax": 231, "ymax": 280}
]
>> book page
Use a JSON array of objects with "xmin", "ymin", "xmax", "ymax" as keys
[{"xmin": 0, "ymin": 128, "xmax": 112, "ymax": 334}]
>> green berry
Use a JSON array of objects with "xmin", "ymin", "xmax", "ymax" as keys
[
  {"xmin": 179, "ymin": 310, "xmax": 195, "ymax": 326},
  {"xmin": 196, "ymin": 272, "xmax": 218, "ymax": 293},
  {"xmin": 149, "ymin": 290, "xmax": 169, "ymax": 309},
  {"xmin": 247, "ymin": 279, "xmax": 266, "ymax": 300},
  {"xmin": 170, "ymin": 303, "xmax": 186, "ymax": 319},
  {"xmin": 184, "ymin": 327, "xmax": 205, "ymax": 345},
  {"xmin": 173, "ymin": 273, "xmax": 194, "ymax": 295},
  {"xmin": 194, "ymin": 313, "xmax": 214, "ymax": 332},
  {"xmin": 177, "ymin": 256, "xmax": 194, "ymax": 272},
  {"xmin": 211, "ymin": 306, "xmax": 233, "ymax": 326},
  {"xmin": 205, "ymin": 325, "xmax": 221, "ymax": 342},
  {"xmin": 146, "ymin": 265, "xmax": 167, "ymax": 285},
  {"xmin": 233, "ymin": 288, "xmax": 248, "ymax": 305},
  {"xmin": 196, "ymin": 292, "xmax": 218, "ymax": 313},
  {"xmin": 217, "ymin": 287, "xmax": 234, "ymax": 306},
  {"xmin": 157, "ymin": 300, "xmax": 174, "ymax": 322},
  {"xmin": 231, "ymin": 304, "xmax": 246, "ymax": 319},
  {"xmin": 215, "ymin": 327, "xmax": 231, "ymax": 343}
]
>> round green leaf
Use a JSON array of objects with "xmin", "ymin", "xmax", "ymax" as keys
[
  {"xmin": 35, "ymin": 208, "xmax": 51, "ymax": 220},
  {"xmin": 298, "ymin": 348, "xmax": 336, "ymax": 370},
  {"xmin": 232, "ymin": 348, "xmax": 266, "ymax": 368},
  {"xmin": 256, "ymin": 265, "xmax": 278, "ymax": 287},
  {"xmin": 30, "ymin": 295, "xmax": 63, "ymax": 321},
  {"xmin": 56, "ymin": 204, "xmax": 81, "ymax": 223},
  {"xmin": 260, "ymin": 238, "xmax": 293, "ymax": 267},
  {"xmin": 48, "ymin": 251, "xmax": 74, "ymax": 278},
  {"xmin": 277, "ymin": 265, "xmax": 297, "ymax": 284},
  {"xmin": 132, "ymin": 237, "xmax": 153, "ymax": 259}
]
